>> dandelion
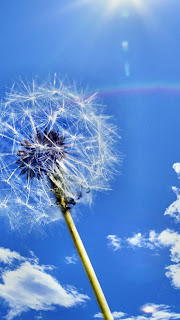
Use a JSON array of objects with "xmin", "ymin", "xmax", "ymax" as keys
[{"xmin": 0, "ymin": 76, "xmax": 118, "ymax": 320}]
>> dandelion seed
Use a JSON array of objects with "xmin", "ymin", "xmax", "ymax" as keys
[
  {"xmin": 0, "ymin": 77, "xmax": 118, "ymax": 228},
  {"xmin": 0, "ymin": 77, "xmax": 119, "ymax": 320}
]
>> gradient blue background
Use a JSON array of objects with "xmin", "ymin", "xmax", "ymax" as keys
[{"xmin": 0, "ymin": 1, "xmax": 180, "ymax": 319}]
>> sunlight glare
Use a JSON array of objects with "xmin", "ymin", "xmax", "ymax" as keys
[
  {"xmin": 63, "ymin": 0, "xmax": 145, "ymax": 16},
  {"xmin": 106, "ymin": 0, "xmax": 145, "ymax": 14}
]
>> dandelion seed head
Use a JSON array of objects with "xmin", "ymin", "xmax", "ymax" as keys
[{"xmin": 0, "ymin": 77, "xmax": 119, "ymax": 229}]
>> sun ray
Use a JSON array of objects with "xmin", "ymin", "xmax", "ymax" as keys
[{"xmin": 62, "ymin": 0, "xmax": 147, "ymax": 17}]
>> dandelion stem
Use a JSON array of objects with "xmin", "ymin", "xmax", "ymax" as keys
[{"xmin": 59, "ymin": 196, "xmax": 114, "ymax": 320}]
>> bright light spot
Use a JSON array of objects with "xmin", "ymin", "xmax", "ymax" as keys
[
  {"xmin": 137, "ymin": 233, "xmax": 141, "ymax": 237},
  {"xmin": 121, "ymin": 41, "xmax": 129, "ymax": 52},
  {"xmin": 141, "ymin": 305, "xmax": 157, "ymax": 314}
]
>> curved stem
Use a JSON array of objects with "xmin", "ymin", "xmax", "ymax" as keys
[{"xmin": 60, "ymin": 197, "xmax": 114, "ymax": 320}]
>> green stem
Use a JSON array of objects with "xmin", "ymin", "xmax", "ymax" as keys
[{"xmin": 60, "ymin": 197, "xmax": 114, "ymax": 320}]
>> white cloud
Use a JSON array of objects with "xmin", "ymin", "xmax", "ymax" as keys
[
  {"xmin": 94, "ymin": 312, "xmax": 104, "ymax": 318},
  {"xmin": 146, "ymin": 304, "xmax": 180, "ymax": 320},
  {"xmin": 157, "ymin": 229, "xmax": 180, "ymax": 263},
  {"xmin": 94, "ymin": 304, "xmax": 180, "ymax": 320},
  {"xmin": 106, "ymin": 235, "xmax": 121, "ymax": 251},
  {"xmin": 113, "ymin": 312, "xmax": 127, "ymax": 318},
  {"xmin": 127, "ymin": 231, "xmax": 159, "ymax": 250},
  {"xmin": 0, "ymin": 247, "xmax": 89, "ymax": 319},
  {"xmin": 126, "ymin": 229, "xmax": 180, "ymax": 263},
  {"xmin": 165, "ymin": 186, "xmax": 180, "ymax": 222},
  {"xmin": 65, "ymin": 254, "xmax": 78, "ymax": 264},
  {"xmin": 173, "ymin": 163, "xmax": 180, "ymax": 175},
  {"xmin": 141, "ymin": 303, "xmax": 158, "ymax": 314},
  {"xmin": 0, "ymin": 247, "xmax": 23, "ymax": 264},
  {"xmin": 158, "ymin": 229, "xmax": 179, "ymax": 246},
  {"xmin": 94, "ymin": 311, "xmax": 126, "ymax": 318},
  {"xmin": 127, "ymin": 233, "xmax": 144, "ymax": 247},
  {"xmin": 166, "ymin": 264, "xmax": 180, "ymax": 289},
  {"xmin": 164, "ymin": 162, "xmax": 180, "ymax": 222},
  {"xmin": 149, "ymin": 230, "xmax": 157, "ymax": 243}
]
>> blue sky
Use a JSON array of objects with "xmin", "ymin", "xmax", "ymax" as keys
[{"xmin": 0, "ymin": 0, "xmax": 180, "ymax": 319}]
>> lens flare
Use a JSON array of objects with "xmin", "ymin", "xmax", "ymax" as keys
[{"xmin": 141, "ymin": 305, "xmax": 157, "ymax": 314}]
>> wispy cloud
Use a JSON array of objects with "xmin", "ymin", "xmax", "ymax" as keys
[
  {"xmin": 127, "ymin": 230, "xmax": 161, "ymax": 250},
  {"xmin": 94, "ymin": 304, "xmax": 180, "ymax": 320},
  {"xmin": 0, "ymin": 247, "xmax": 89, "ymax": 320},
  {"xmin": 94, "ymin": 311, "xmax": 126, "ymax": 318},
  {"xmin": 126, "ymin": 229, "xmax": 180, "ymax": 263},
  {"xmin": 140, "ymin": 303, "xmax": 180, "ymax": 320},
  {"xmin": 165, "ymin": 186, "xmax": 180, "ymax": 222},
  {"xmin": 106, "ymin": 235, "xmax": 121, "ymax": 251},
  {"xmin": 0, "ymin": 247, "xmax": 24, "ymax": 264},
  {"xmin": 65, "ymin": 254, "xmax": 78, "ymax": 265},
  {"xmin": 127, "ymin": 232, "xmax": 145, "ymax": 248}
]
